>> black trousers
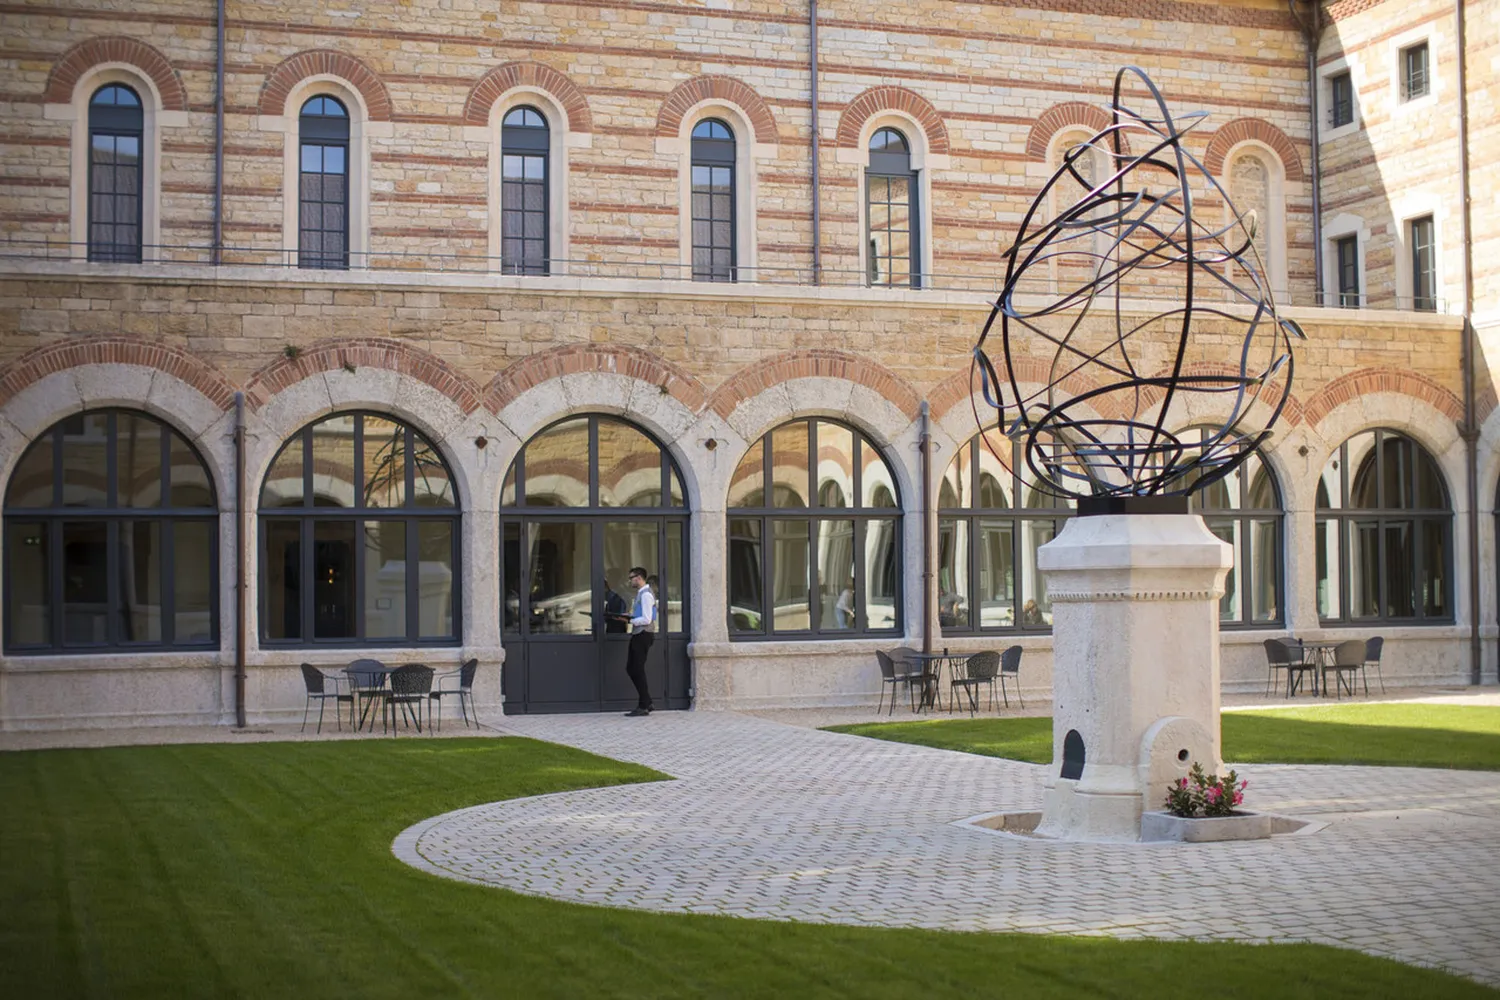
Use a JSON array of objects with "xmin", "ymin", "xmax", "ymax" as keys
[{"xmin": 625, "ymin": 631, "xmax": 655, "ymax": 709}]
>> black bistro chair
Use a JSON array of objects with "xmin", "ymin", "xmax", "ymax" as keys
[
  {"xmin": 1263, "ymin": 639, "xmax": 1314, "ymax": 697},
  {"xmin": 346, "ymin": 658, "xmax": 389, "ymax": 730},
  {"xmin": 383, "ymin": 664, "xmax": 435, "ymax": 735},
  {"xmin": 299, "ymin": 663, "xmax": 352, "ymax": 734},
  {"xmin": 430, "ymin": 658, "xmax": 479, "ymax": 730},
  {"xmin": 1363, "ymin": 636, "xmax": 1386, "ymax": 694},
  {"xmin": 951, "ymin": 650, "xmax": 1000, "ymax": 715},
  {"xmin": 998, "ymin": 645, "xmax": 1024, "ymax": 708},
  {"xmin": 1323, "ymin": 640, "xmax": 1367, "ymax": 700},
  {"xmin": 876, "ymin": 649, "xmax": 918, "ymax": 715}
]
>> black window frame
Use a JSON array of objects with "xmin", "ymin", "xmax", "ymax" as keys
[
  {"xmin": 1335, "ymin": 234, "xmax": 1361, "ymax": 308},
  {"xmin": 728, "ymin": 418, "xmax": 903, "ymax": 640},
  {"xmin": 1316, "ymin": 428, "xmax": 1452, "ymax": 625},
  {"xmin": 87, "ymin": 84, "xmax": 144, "ymax": 264},
  {"xmin": 1401, "ymin": 41, "xmax": 1430, "ymax": 101},
  {"xmin": 3, "ymin": 409, "xmax": 219, "ymax": 654},
  {"xmin": 866, "ymin": 127, "xmax": 921, "ymax": 289},
  {"xmin": 500, "ymin": 105, "xmax": 550, "ymax": 276},
  {"xmin": 690, "ymin": 118, "xmax": 737, "ymax": 283},
  {"xmin": 298, "ymin": 95, "xmax": 351, "ymax": 271},
  {"xmin": 257, "ymin": 411, "xmax": 462, "ymax": 648},
  {"xmin": 1409, "ymin": 214, "xmax": 1437, "ymax": 312},
  {"xmin": 1328, "ymin": 71, "xmax": 1355, "ymax": 128}
]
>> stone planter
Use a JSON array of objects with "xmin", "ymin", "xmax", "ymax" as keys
[{"xmin": 1140, "ymin": 810, "xmax": 1272, "ymax": 843}]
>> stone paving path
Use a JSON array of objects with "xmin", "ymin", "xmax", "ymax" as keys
[{"xmin": 395, "ymin": 711, "xmax": 1500, "ymax": 987}]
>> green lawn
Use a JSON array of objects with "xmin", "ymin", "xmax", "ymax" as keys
[
  {"xmin": 825, "ymin": 703, "xmax": 1500, "ymax": 771},
  {"xmin": 2, "ymin": 737, "xmax": 1493, "ymax": 999}
]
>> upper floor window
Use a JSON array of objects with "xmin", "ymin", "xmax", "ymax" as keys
[
  {"xmin": 1329, "ymin": 71, "xmax": 1354, "ymax": 128},
  {"xmin": 1409, "ymin": 214, "xmax": 1437, "ymax": 311},
  {"xmin": 4, "ymin": 409, "xmax": 218, "ymax": 652},
  {"xmin": 690, "ymin": 119, "xmax": 736, "ymax": 283},
  {"xmin": 501, "ymin": 106, "xmax": 550, "ymax": 276},
  {"xmin": 1335, "ymin": 234, "xmax": 1360, "ymax": 308},
  {"xmin": 1182, "ymin": 428, "xmax": 1283, "ymax": 627},
  {"xmin": 1401, "ymin": 42, "xmax": 1430, "ymax": 101},
  {"xmin": 88, "ymin": 85, "xmax": 143, "ymax": 263},
  {"xmin": 299, "ymin": 96, "xmax": 349, "ymax": 270},
  {"xmin": 866, "ymin": 127, "xmax": 919, "ymax": 289},
  {"xmin": 728, "ymin": 419, "xmax": 901, "ymax": 637}
]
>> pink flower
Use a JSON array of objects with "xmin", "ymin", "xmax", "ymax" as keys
[
  {"xmin": 1233, "ymin": 792, "xmax": 1244, "ymax": 805},
  {"xmin": 1178, "ymin": 777, "xmax": 1189, "ymax": 788},
  {"xmin": 1205, "ymin": 787, "xmax": 1221, "ymax": 803}
]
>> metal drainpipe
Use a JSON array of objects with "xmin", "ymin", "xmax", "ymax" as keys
[
  {"xmin": 809, "ymin": 0, "xmax": 821, "ymax": 286},
  {"xmin": 213, "ymin": 0, "xmax": 225, "ymax": 266},
  {"xmin": 1456, "ymin": 0, "xmax": 1481, "ymax": 684},
  {"xmin": 920, "ymin": 402, "xmax": 933, "ymax": 656},
  {"xmin": 1291, "ymin": 0, "xmax": 1324, "ymax": 302},
  {"xmin": 234, "ymin": 392, "xmax": 247, "ymax": 727}
]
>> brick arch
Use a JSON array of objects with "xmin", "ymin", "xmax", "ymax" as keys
[
  {"xmin": 244, "ymin": 339, "xmax": 481, "ymax": 413},
  {"xmin": 1025, "ymin": 101, "xmax": 1130, "ymax": 161},
  {"xmin": 43, "ymin": 36, "xmax": 188, "ymax": 110},
  {"xmin": 462, "ymin": 61, "xmax": 592, "ymax": 132},
  {"xmin": 928, "ymin": 357, "xmax": 1111, "ymax": 424},
  {"xmin": 835, "ymin": 85, "xmax": 948, "ymax": 155},
  {"xmin": 1203, "ymin": 117, "xmax": 1304, "ymax": 182},
  {"xmin": 1302, "ymin": 368, "xmax": 1463, "ymax": 429},
  {"xmin": 483, "ymin": 344, "xmax": 707, "ymax": 416},
  {"xmin": 256, "ymin": 49, "xmax": 392, "ymax": 121},
  {"xmin": 707, "ymin": 350, "xmax": 921, "ymax": 422},
  {"xmin": 655, "ymin": 75, "xmax": 776, "ymax": 145},
  {"xmin": 0, "ymin": 336, "xmax": 235, "ymax": 411},
  {"xmin": 1129, "ymin": 360, "xmax": 1304, "ymax": 427}
]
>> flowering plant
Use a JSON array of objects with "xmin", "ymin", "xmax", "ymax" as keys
[{"xmin": 1163, "ymin": 762, "xmax": 1248, "ymax": 818}]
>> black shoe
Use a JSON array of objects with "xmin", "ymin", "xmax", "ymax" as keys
[{"xmin": 625, "ymin": 708, "xmax": 650, "ymax": 717}]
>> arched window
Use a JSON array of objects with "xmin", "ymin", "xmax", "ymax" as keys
[
  {"xmin": 1317, "ymin": 429, "xmax": 1451, "ymax": 622},
  {"xmin": 690, "ymin": 119, "xmax": 736, "ymax": 282},
  {"xmin": 866, "ymin": 127, "xmax": 920, "ymax": 288},
  {"xmin": 501, "ymin": 106, "xmax": 550, "ymax": 276},
  {"xmin": 4, "ymin": 409, "xmax": 217, "ymax": 652},
  {"xmin": 259, "ymin": 413, "xmax": 459, "ymax": 645},
  {"xmin": 88, "ymin": 84, "xmax": 144, "ymax": 263},
  {"xmin": 298, "ymin": 96, "xmax": 350, "ymax": 270},
  {"xmin": 938, "ymin": 434, "xmax": 1072, "ymax": 633},
  {"xmin": 728, "ymin": 419, "xmax": 901, "ymax": 637},
  {"xmin": 1181, "ymin": 427, "xmax": 1284, "ymax": 626}
]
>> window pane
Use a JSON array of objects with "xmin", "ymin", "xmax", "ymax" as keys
[
  {"xmin": 115, "ymin": 412, "xmax": 162, "ymax": 509},
  {"xmin": 7, "ymin": 432, "xmax": 55, "ymax": 507},
  {"xmin": 1316, "ymin": 518, "xmax": 1341, "ymax": 619},
  {"xmin": 418, "ymin": 521, "xmax": 456, "ymax": 639},
  {"xmin": 264, "ymin": 519, "xmax": 301, "ymax": 640},
  {"xmin": 940, "ymin": 443, "xmax": 970, "ymax": 511},
  {"xmin": 312, "ymin": 520, "xmax": 356, "ymax": 639},
  {"xmin": 362, "ymin": 417, "xmax": 406, "ymax": 509},
  {"xmin": 771, "ymin": 423, "xmax": 811, "ymax": 507},
  {"xmin": 528, "ymin": 521, "xmax": 591, "ymax": 635},
  {"xmin": 976, "ymin": 441, "xmax": 1010, "ymax": 509},
  {"xmin": 815, "ymin": 421, "xmax": 853, "ymax": 508},
  {"xmin": 863, "ymin": 518, "xmax": 899, "ymax": 631},
  {"xmin": 1349, "ymin": 520, "xmax": 1379, "ymax": 618},
  {"xmin": 310, "ymin": 415, "xmax": 357, "ymax": 508},
  {"xmin": 61, "ymin": 413, "xmax": 109, "ymax": 508},
  {"xmin": 1347, "ymin": 432, "xmax": 1378, "ymax": 508},
  {"xmin": 263, "ymin": 436, "xmax": 305, "ymax": 508},
  {"xmin": 598, "ymin": 418, "xmax": 661, "ymax": 507},
  {"xmin": 1415, "ymin": 450, "xmax": 1446, "ymax": 509},
  {"xmin": 1421, "ymin": 519, "xmax": 1447, "ymax": 618},
  {"xmin": 1021, "ymin": 519, "xmax": 1057, "ymax": 626},
  {"xmin": 729, "ymin": 438, "xmax": 764, "ymax": 507},
  {"xmin": 502, "ymin": 521, "xmax": 521, "ymax": 632},
  {"xmin": 818, "ymin": 519, "xmax": 855, "ymax": 629},
  {"xmin": 411, "ymin": 436, "xmax": 454, "ymax": 508},
  {"xmin": 1383, "ymin": 521, "xmax": 1414, "ymax": 618},
  {"xmin": 524, "ymin": 418, "xmax": 589, "ymax": 507},
  {"xmin": 1249, "ymin": 518, "xmax": 1280, "ymax": 623},
  {"xmin": 861, "ymin": 441, "xmax": 897, "ymax": 508},
  {"xmin": 979, "ymin": 519, "xmax": 1017, "ymax": 628},
  {"xmin": 604, "ymin": 521, "xmax": 658, "ymax": 633},
  {"xmin": 938, "ymin": 518, "xmax": 969, "ymax": 631},
  {"xmin": 169, "ymin": 432, "xmax": 214, "ymax": 508},
  {"xmin": 666, "ymin": 521, "xmax": 685, "ymax": 634},
  {"xmin": 62, "ymin": 521, "xmax": 109, "ymax": 645},
  {"xmin": 173, "ymin": 520, "xmax": 214, "ymax": 643},
  {"xmin": 771, "ymin": 519, "xmax": 810, "ymax": 631},
  {"xmin": 6, "ymin": 522, "xmax": 50, "ymax": 644},
  {"xmin": 728, "ymin": 517, "xmax": 763, "ymax": 632},
  {"xmin": 1207, "ymin": 519, "xmax": 1241, "ymax": 622},
  {"xmin": 363, "ymin": 520, "xmax": 406, "ymax": 639},
  {"xmin": 118, "ymin": 520, "xmax": 162, "ymax": 642}
]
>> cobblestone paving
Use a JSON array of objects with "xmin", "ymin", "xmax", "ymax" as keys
[{"xmin": 402, "ymin": 712, "xmax": 1500, "ymax": 984}]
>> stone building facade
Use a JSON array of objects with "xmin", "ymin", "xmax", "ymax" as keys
[{"xmin": 0, "ymin": 0, "xmax": 1494, "ymax": 728}]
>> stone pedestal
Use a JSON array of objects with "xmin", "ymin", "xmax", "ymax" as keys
[{"xmin": 1032, "ymin": 513, "xmax": 1233, "ymax": 842}]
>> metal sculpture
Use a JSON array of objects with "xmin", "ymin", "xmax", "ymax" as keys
[{"xmin": 972, "ymin": 67, "xmax": 1303, "ymax": 503}]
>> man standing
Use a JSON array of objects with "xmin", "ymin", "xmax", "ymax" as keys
[{"xmin": 620, "ymin": 566, "xmax": 656, "ymax": 716}]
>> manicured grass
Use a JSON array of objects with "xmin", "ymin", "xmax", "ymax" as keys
[
  {"xmin": 825, "ymin": 703, "xmax": 1500, "ymax": 771},
  {"xmin": 2, "ymin": 737, "xmax": 1493, "ymax": 998}
]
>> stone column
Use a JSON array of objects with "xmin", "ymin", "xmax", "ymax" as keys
[{"xmin": 1034, "ymin": 511, "xmax": 1233, "ymax": 842}]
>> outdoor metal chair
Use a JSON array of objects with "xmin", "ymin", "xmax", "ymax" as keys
[
  {"xmin": 383, "ymin": 664, "xmax": 435, "ymax": 735},
  {"xmin": 1323, "ymin": 640, "xmax": 1366, "ymax": 699},
  {"xmin": 876, "ymin": 649, "xmax": 919, "ymax": 715},
  {"xmin": 1264, "ymin": 639, "xmax": 1313, "ymax": 697},
  {"xmin": 951, "ymin": 650, "xmax": 1000, "ymax": 715},
  {"xmin": 299, "ymin": 663, "xmax": 352, "ymax": 734},
  {"xmin": 430, "ymin": 658, "xmax": 479, "ymax": 730},
  {"xmin": 346, "ymin": 658, "xmax": 389, "ymax": 730},
  {"xmin": 998, "ymin": 645, "xmax": 1024, "ymax": 708},
  {"xmin": 1262, "ymin": 639, "xmax": 1293, "ymax": 697},
  {"xmin": 1363, "ymin": 636, "xmax": 1386, "ymax": 694}
]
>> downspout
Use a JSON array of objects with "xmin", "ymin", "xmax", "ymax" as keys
[
  {"xmin": 1456, "ymin": 0, "xmax": 1480, "ymax": 683},
  {"xmin": 1291, "ymin": 0, "xmax": 1324, "ymax": 302},
  {"xmin": 213, "ymin": 0, "xmax": 225, "ymax": 266},
  {"xmin": 920, "ymin": 401, "xmax": 933, "ymax": 656},
  {"xmin": 809, "ymin": 0, "xmax": 821, "ymax": 285},
  {"xmin": 234, "ymin": 392, "xmax": 247, "ymax": 727}
]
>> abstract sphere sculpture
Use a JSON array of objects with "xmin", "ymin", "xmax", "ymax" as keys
[{"xmin": 972, "ymin": 67, "xmax": 1304, "ymax": 502}]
